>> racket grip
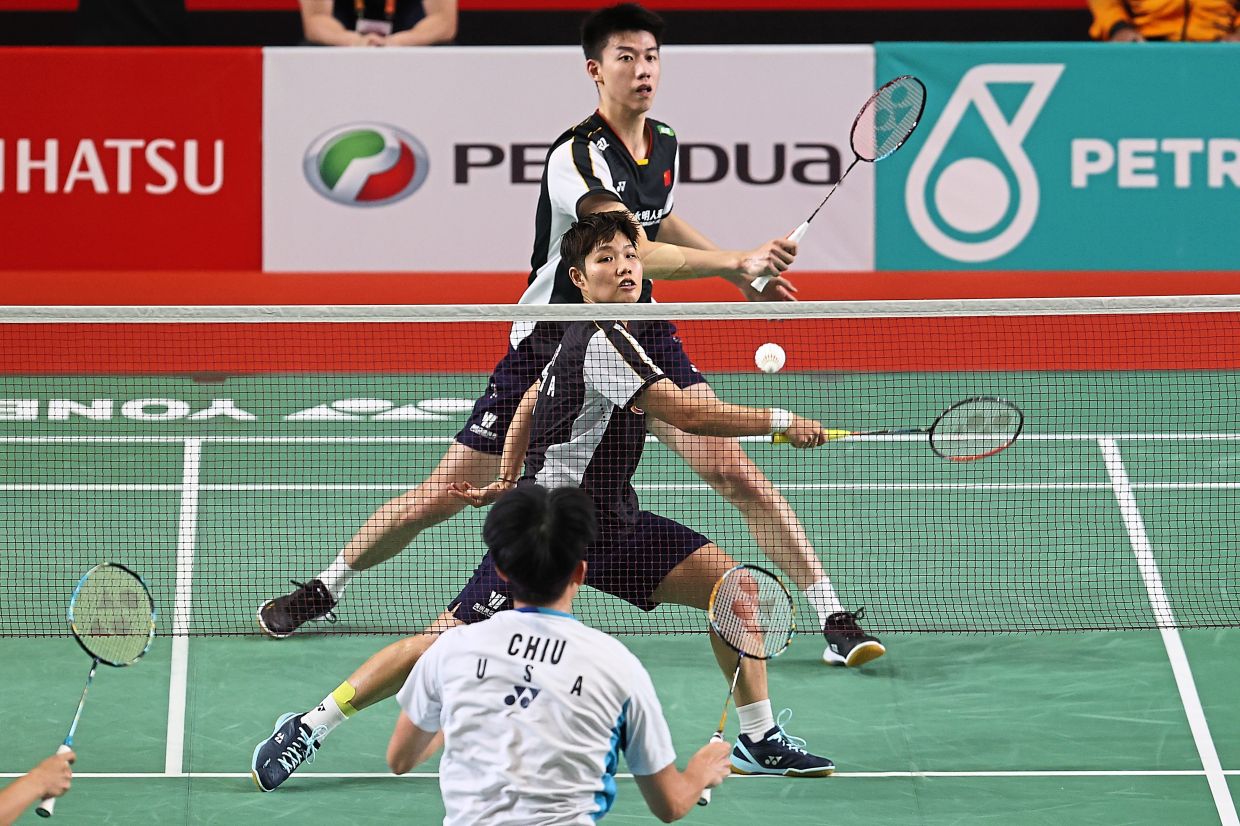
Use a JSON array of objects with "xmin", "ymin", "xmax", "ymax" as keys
[
  {"xmin": 696, "ymin": 733, "xmax": 726, "ymax": 807},
  {"xmin": 772, "ymin": 429, "xmax": 851, "ymax": 445},
  {"xmin": 35, "ymin": 745, "xmax": 73, "ymax": 818},
  {"xmin": 751, "ymin": 222, "xmax": 810, "ymax": 295}
]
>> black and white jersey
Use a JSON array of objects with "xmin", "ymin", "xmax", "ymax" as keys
[
  {"xmin": 522, "ymin": 112, "xmax": 679, "ymax": 307},
  {"xmin": 524, "ymin": 320, "xmax": 666, "ymax": 527}
]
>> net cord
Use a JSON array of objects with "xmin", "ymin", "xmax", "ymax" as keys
[{"xmin": 1, "ymin": 295, "xmax": 1239, "ymax": 324}]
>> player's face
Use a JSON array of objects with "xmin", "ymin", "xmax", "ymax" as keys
[
  {"xmin": 588, "ymin": 30, "xmax": 660, "ymax": 114},
  {"xmin": 573, "ymin": 232, "xmax": 643, "ymax": 304}
]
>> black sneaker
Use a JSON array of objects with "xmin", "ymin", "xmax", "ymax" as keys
[
  {"xmin": 729, "ymin": 709, "xmax": 835, "ymax": 777},
  {"xmin": 251, "ymin": 712, "xmax": 326, "ymax": 792},
  {"xmin": 823, "ymin": 607, "xmax": 886, "ymax": 667},
  {"xmin": 257, "ymin": 579, "xmax": 338, "ymax": 638}
]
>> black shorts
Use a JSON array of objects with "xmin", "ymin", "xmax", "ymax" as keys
[
  {"xmin": 456, "ymin": 320, "xmax": 707, "ymax": 456},
  {"xmin": 449, "ymin": 511, "xmax": 710, "ymax": 623}
]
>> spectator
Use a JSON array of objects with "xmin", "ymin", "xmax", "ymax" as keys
[
  {"xmin": 0, "ymin": 750, "xmax": 74, "ymax": 826},
  {"xmin": 299, "ymin": 0, "xmax": 457, "ymax": 47},
  {"xmin": 1088, "ymin": 0, "xmax": 1240, "ymax": 41}
]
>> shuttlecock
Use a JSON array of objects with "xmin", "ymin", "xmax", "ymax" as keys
[{"xmin": 755, "ymin": 342, "xmax": 786, "ymax": 373}]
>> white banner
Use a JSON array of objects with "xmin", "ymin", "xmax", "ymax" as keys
[{"xmin": 263, "ymin": 46, "xmax": 875, "ymax": 273}]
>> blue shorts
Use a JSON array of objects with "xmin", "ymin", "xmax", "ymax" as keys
[
  {"xmin": 449, "ymin": 511, "xmax": 711, "ymax": 623},
  {"xmin": 456, "ymin": 320, "xmax": 706, "ymax": 456}
]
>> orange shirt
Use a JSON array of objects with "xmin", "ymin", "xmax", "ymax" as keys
[{"xmin": 1088, "ymin": 0, "xmax": 1239, "ymax": 41}]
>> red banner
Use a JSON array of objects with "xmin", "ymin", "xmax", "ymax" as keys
[{"xmin": 0, "ymin": 48, "xmax": 261, "ymax": 270}]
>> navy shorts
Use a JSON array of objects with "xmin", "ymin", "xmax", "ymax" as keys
[
  {"xmin": 456, "ymin": 320, "xmax": 706, "ymax": 456},
  {"xmin": 449, "ymin": 511, "xmax": 711, "ymax": 623}
]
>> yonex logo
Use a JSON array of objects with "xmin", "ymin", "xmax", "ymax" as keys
[
  {"xmin": 504, "ymin": 685, "xmax": 541, "ymax": 708},
  {"xmin": 764, "ymin": 755, "xmax": 781, "ymax": 767},
  {"xmin": 906, "ymin": 64, "xmax": 1063, "ymax": 263},
  {"xmin": 304, "ymin": 123, "xmax": 429, "ymax": 207}
]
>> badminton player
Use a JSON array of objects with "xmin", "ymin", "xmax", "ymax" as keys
[{"xmin": 388, "ymin": 484, "xmax": 730, "ymax": 824}]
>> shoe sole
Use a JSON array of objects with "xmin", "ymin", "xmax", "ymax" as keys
[
  {"xmin": 251, "ymin": 712, "xmax": 298, "ymax": 792},
  {"xmin": 823, "ymin": 640, "xmax": 887, "ymax": 668},
  {"xmin": 256, "ymin": 602, "xmax": 293, "ymax": 640},
  {"xmin": 730, "ymin": 764, "xmax": 836, "ymax": 778}
]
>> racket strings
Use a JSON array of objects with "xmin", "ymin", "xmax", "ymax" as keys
[
  {"xmin": 71, "ymin": 566, "xmax": 155, "ymax": 665},
  {"xmin": 854, "ymin": 76, "xmax": 926, "ymax": 162},
  {"xmin": 709, "ymin": 568, "xmax": 795, "ymax": 659},
  {"xmin": 929, "ymin": 398, "xmax": 1023, "ymax": 460}
]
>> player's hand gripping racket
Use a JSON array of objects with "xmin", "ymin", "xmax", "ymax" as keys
[
  {"xmin": 36, "ymin": 563, "xmax": 155, "ymax": 818},
  {"xmin": 697, "ymin": 564, "xmax": 795, "ymax": 806},
  {"xmin": 753, "ymin": 75, "xmax": 927, "ymax": 292},
  {"xmin": 775, "ymin": 396, "xmax": 1023, "ymax": 462}
]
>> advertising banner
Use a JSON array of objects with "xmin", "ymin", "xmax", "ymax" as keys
[
  {"xmin": 263, "ymin": 46, "xmax": 874, "ymax": 272},
  {"xmin": 0, "ymin": 48, "xmax": 262, "ymax": 270},
  {"xmin": 877, "ymin": 43, "xmax": 1240, "ymax": 270}
]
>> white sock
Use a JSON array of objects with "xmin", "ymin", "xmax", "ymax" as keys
[
  {"xmin": 806, "ymin": 576, "xmax": 844, "ymax": 628},
  {"xmin": 736, "ymin": 700, "xmax": 775, "ymax": 739},
  {"xmin": 301, "ymin": 690, "xmax": 351, "ymax": 736},
  {"xmin": 318, "ymin": 554, "xmax": 358, "ymax": 601}
]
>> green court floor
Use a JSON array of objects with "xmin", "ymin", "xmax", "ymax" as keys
[{"xmin": 2, "ymin": 370, "xmax": 1238, "ymax": 824}]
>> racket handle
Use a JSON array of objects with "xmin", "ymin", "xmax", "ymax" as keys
[
  {"xmin": 750, "ymin": 222, "xmax": 811, "ymax": 295},
  {"xmin": 772, "ymin": 429, "xmax": 851, "ymax": 445},
  {"xmin": 35, "ymin": 745, "xmax": 73, "ymax": 818},
  {"xmin": 696, "ymin": 733, "xmax": 726, "ymax": 807}
]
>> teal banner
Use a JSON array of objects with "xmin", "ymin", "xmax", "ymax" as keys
[{"xmin": 876, "ymin": 43, "xmax": 1240, "ymax": 270}]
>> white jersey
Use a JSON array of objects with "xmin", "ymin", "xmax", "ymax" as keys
[{"xmin": 397, "ymin": 607, "xmax": 677, "ymax": 825}]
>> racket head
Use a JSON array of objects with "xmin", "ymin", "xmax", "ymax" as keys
[
  {"xmin": 851, "ymin": 75, "xmax": 927, "ymax": 163},
  {"xmin": 927, "ymin": 396, "xmax": 1024, "ymax": 462},
  {"xmin": 707, "ymin": 563, "xmax": 795, "ymax": 660},
  {"xmin": 68, "ymin": 562, "xmax": 156, "ymax": 667}
]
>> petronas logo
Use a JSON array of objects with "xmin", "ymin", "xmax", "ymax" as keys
[{"xmin": 303, "ymin": 123, "xmax": 429, "ymax": 207}]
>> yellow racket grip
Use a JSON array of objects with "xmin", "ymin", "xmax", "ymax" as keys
[{"xmin": 772, "ymin": 429, "xmax": 851, "ymax": 444}]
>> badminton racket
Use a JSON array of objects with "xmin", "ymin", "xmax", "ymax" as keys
[
  {"xmin": 775, "ymin": 396, "xmax": 1023, "ymax": 462},
  {"xmin": 36, "ymin": 563, "xmax": 156, "ymax": 818},
  {"xmin": 697, "ymin": 564, "xmax": 796, "ymax": 806},
  {"xmin": 753, "ymin": 75, "xmax": 927, "ymax": 292}
]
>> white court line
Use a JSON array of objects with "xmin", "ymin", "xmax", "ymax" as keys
[
  {"xmin": 164, "ymin": 438, "xmax": 201, "ymax": 778},
  {"xmin": 0, "ymin": 770, "xmax": 1229, "ymax": 780},
  {"xmin": 1099, "ymin": 438, "xmax": 1238, "ymax": 826}
]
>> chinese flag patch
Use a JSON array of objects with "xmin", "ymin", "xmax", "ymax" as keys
[{"xmin": 663, "ymin": 169, "xmax": 672, "ymax": 187}]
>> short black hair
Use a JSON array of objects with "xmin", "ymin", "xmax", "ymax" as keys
[
  {"xmin": 485, "ymin": 485, "xmax": 597, "ymax": 605},
  {"xmin": 560, "ymin": 210, "xmax": 641, "ymax": 278},
  {"xmin": 580, "ymin": 3, "xmax": 666, "ymax": 61}
]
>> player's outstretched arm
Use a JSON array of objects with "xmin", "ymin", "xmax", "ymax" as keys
[
  {"xmin": 632, "ymin": 741, "xmax": 731, "ymax": 823},
  {"xmin": 449, "ymin": 381, "xmax": 539, "ymax": 507},
  {"xmin": 658, "ymin": 213, "xmax": 798, "ymax": 302},
  {"xmin": 637, "ymin": 379, "xmax": 825, "ymax": 447}
]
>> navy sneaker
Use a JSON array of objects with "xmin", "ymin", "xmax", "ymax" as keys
[
  {"xmin": 251, "ymin": 712, "xmax": 326, "ymax": 792},
  {"xmin": 823, "ymin": 607, "xmax": 886, "ymax": 667},
  {"xmin": 729, "ymin": 710, "xmax": 835, "ymax": 778},
  {"xmin": 257, "ymin": 579, "xmax": 338, "ymax": 638}
]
